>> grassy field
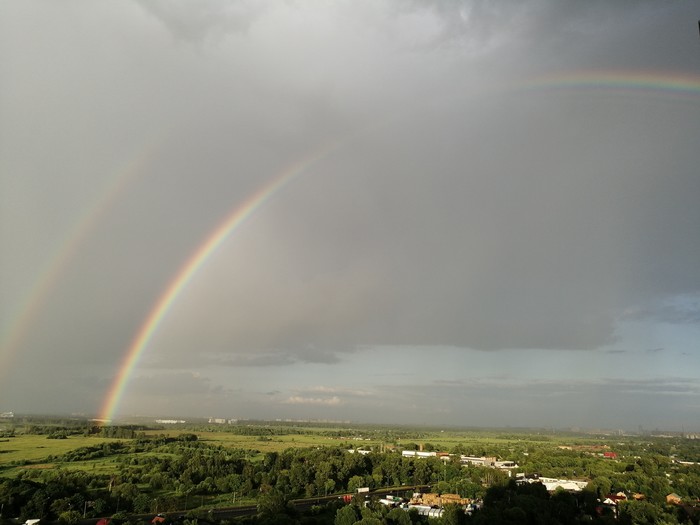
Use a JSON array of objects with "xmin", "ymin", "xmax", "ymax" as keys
[
  {"xmin": 0, "ymin": 422, "xmax": 622, "ymax": 481},
  {"xmin": 156, "ymin": 429, "xmax": 361, "ymax": 452},
  {"xmin": 0, "ymin": 434, "xmax": 123, "ymax": 464},
  {"xmin": 0, "ymin": 434, "xmax": 127, "ymax": 477},
  {"xmin": 0, "ymin": 427, "xmax": 381, "ymax": 478}
]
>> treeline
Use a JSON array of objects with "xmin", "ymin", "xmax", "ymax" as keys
[
  {"xmin": 21, "ymin": 423, "xmax": 149, "ymax": 440},
  {"xmin": 2, "ymin": 426, "xmax": 700, "ymax": 524},
  {"xmin": 1, "ymin": 438, "xmax": 494, "ymax": 521}
]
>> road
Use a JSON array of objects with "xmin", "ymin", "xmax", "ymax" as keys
[{"xmin": 80, "ymin": 485, "xmax": 431, "ymax": 524}]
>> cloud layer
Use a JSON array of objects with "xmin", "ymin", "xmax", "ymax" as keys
[{"xmin": 1, "ymin": 0, "xmax": 699, "ymax": 428}]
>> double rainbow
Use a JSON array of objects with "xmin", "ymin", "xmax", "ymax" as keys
[
  {"xmin": 92, "ymin": 69, "xmax": 700, "ymax": 422},
  {"xmin": 3, "ymin": 69, "xmax": 698, "ymax": 421}
]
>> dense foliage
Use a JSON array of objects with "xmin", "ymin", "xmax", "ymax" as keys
[{"xmin": 0, "ymin": 419, "xmax": 699, "ymax": 524}]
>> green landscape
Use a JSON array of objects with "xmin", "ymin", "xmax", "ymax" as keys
[{"xmin": 1, "ymin": 416, "xmax": 699, "ymax": 524}]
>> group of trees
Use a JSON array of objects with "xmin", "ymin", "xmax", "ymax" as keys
[{"xmin": 1, "ymin": 423, "xmax": 700, "ymax": 524}]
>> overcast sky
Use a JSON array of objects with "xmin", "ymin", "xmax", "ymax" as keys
[{"xmin": 1, "ymin": 0, "xmax": 699, "ymax": 431}]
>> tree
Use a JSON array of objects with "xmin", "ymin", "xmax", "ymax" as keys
[
  {"xmin": 386, "ymin": 507, "xmax": 411, "ymax": 525},
  {"xmin": 348, "ymin": 475, "xmax": 365, "ymax": 493},
  {"xmin": 618, "ymin": 500, "xmax": 659, "ymax": 525},
  {"xmin": 92, "ymin": 499, "xmax": 109, "ymax": 516},
  {"xmin": 587, "ymin": 476, "xmax": 612, "ymax": 499},
  {"xmin": 132, "ymin": 494, "xmax": 151, "ymax": 513},
  {"xmin": 49, "ymin": 498, "xmax": 72, "ymax": 516},
  {"xmin": 441, "ymin": 504, "xmax": 467, "ymax": 525},
  {"xmin": 57, "ymin": 510, "xmax": 81, "ymax": 525},
  {"xmin": 256, "ymin": 489, "xmax": 290, "ymax": 519},
  {"xmin": 334, "ymin": 504, "xmax": 358, "ymax": 525}
]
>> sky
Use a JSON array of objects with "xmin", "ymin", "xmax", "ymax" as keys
[{"xmin": 1, "ymin": 0, "xmax": 699, "ymax": 432}]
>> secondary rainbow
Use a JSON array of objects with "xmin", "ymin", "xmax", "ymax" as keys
[
  {"xmin": 0, "ymin": 141, "xmax": 161, "ymax": 380},
  {"xmin": 523, "ymin": 69, "xmax": 700, "ymax": 99},
  {"xmin": 99, "ymin": 139, "xmax": 342, "ymax": 422}
]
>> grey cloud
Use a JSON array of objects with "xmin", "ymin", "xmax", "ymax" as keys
[
  {"xmin": 158, "ymin": 86, "xmax": 700, "ymax": 358},
  {"xmin": 135, "ymin": 0, "xmax": 265, "ymax": 43},
  {"xmin": 128, "ymin": 372, "xmax": 215, "ymax": 397},
  {"xmin": 1, "ymin": 0, "xmax": 699, "ymax": 422},
  {"xmin": 624, "ymin": 295, "xmax": 700, "ymax": 325},
  {"xmin": 283, "ymin": 396, "xmax": 341, "ymax": 406},
  {"xmin": 428, "ymin": 376, "xmax": 700, "ymax": 398},
  {"xmin": 368, "ymin": 376, "xmax": 700, "ymax": 428},
  {"xmin": 198, "ymin": 353, "xmax": 297, "ymax": 369},
  {"xmin": 298, "ymin": 386, "xmax": 375, "ymax": 398}
]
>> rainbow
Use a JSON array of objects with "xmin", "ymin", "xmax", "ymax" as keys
[
  {"xmin": 0, "ymin": 141, "xmax": 162, "ymax": 381},
  {"xmin": 97, "ymin": 69, "xmax": 700, "ymax": 422},
  {"xmin": 523, "ymin": 70, "xmax": 700, "ymax": 99},
  {"xmin": 98, "ymin": 138, "xmax": 343, "ymax": 422}
]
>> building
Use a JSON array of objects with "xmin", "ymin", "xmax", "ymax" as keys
[{"xmin": 667, "ymin": 493, "xmax": 683, "ymax": 505}]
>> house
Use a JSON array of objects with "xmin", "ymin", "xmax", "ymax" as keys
[
  {"xmin": 460, "ymin": 455, "xmax": 496, "ymax": 467},
  {"xmin": 604, "ymin": 492, "xmax": 627, "ymax": 504},
  {"xmin": 667, "ymin": 493, "xmax": 682, "ymax": 505}
]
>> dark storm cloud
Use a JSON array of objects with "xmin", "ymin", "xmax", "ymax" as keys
[
  {"xmin": 76, "ymin": 0, "xmax": 699, "ymax": 368},
  {"xmin": 164, "ymin": 88, "xmax": 700, "ymax": 357}
]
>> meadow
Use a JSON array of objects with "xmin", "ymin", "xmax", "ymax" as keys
[{"xmin": 0, "ymin": 420, "xmax": 621, "ymax": 479}]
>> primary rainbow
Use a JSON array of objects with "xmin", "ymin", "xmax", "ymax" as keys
[
  {"xmin": 99, "ymin": 139, "xmax": 342, "ymax": 422},
  {"xmin": 0, "ymin": 141, "xmax": 161, "ymax": 380},
  {"xmin": 97, "ymin": 69, "xmax": 700, "ymax": 422}
]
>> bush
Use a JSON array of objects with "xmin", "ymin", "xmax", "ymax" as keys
[{"xmin": 58, "ymin": 510, "xmax": 82, "ymax": 525}]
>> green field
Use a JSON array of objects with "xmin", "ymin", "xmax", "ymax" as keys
[
  {"xmin": 0, "ymin": 434, "xmax": 120, "ymax": 464},
  {"xmin": 0, "ymin": 423, "xmax": 625, "ymax": 480}
]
